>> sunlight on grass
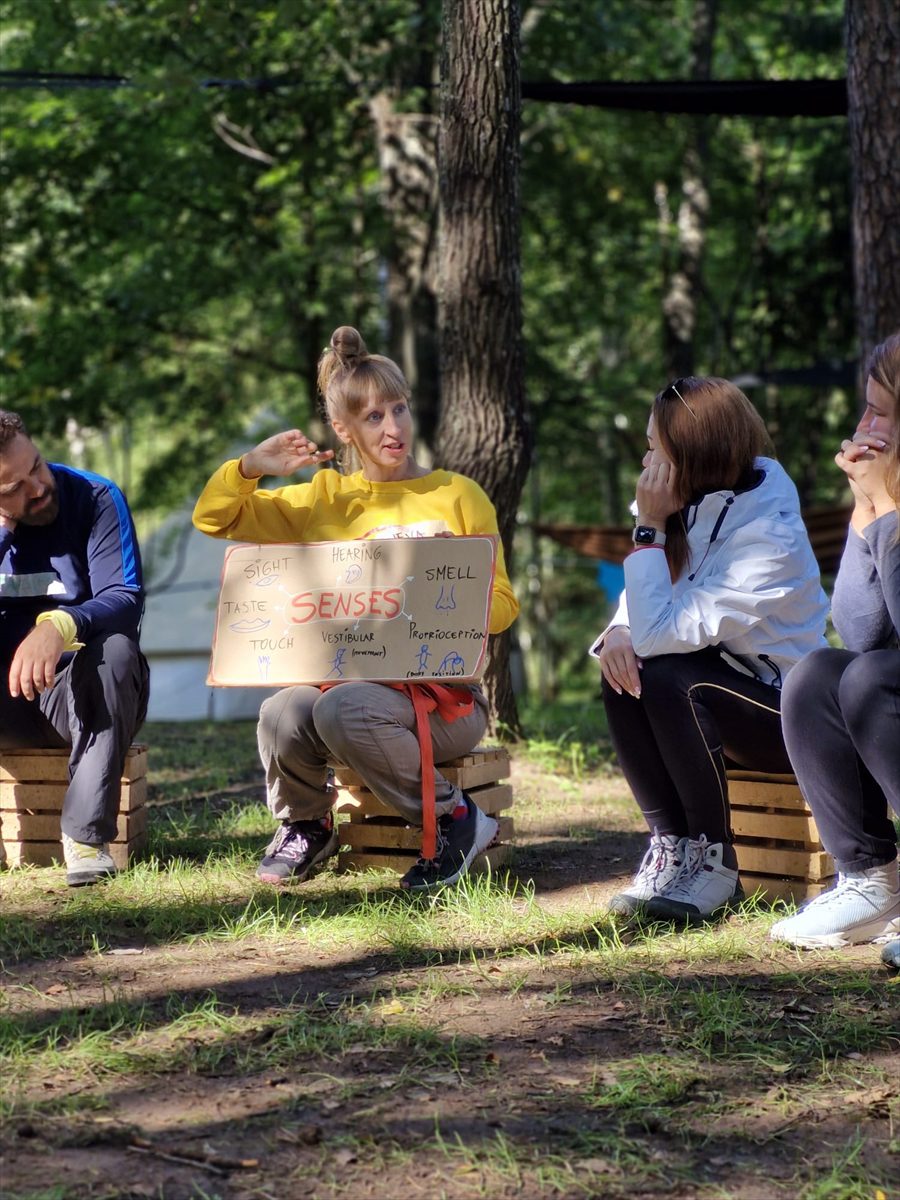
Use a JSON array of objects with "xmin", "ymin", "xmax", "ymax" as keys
[{"xmin": 3, "ymin": 727, "xmax": 898, "ymax": 1200}]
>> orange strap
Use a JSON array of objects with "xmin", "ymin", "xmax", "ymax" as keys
[
  {"xmin": 389, "ymin": 683, "xmax": 475, "ymax": 861},
  {"xmin": 319, "ymin": 681, "xmax": 474, "ymax": 861}
]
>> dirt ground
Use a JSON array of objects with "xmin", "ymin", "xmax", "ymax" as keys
[{"xmin": 2, "ymin": 760, "xmax": 898, "ymax": 1200}]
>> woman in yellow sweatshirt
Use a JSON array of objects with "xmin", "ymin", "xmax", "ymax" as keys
[{"xmin": 192, "ymin": 325, "xmax": 518, "ymax": 890}]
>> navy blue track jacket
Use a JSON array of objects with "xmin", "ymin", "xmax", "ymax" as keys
[{"xmin": 0, "ymin": 464, "xmax": 144, "ymax": 669}]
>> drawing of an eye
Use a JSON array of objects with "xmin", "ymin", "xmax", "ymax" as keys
[
  {"xmin": 229, "ymin": 618, "xmax": 271, "ymax": 634},
  {"xmin": 254, "ymin": 576, "xmax": 278, "ymax": 587}
]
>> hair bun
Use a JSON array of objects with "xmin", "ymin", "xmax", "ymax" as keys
[{"xmin": 330, "ymin": 326, "xmax": 367, "ymax": 366}]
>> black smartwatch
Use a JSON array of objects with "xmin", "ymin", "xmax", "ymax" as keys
[{"xmin": 632, "ymin": 525, "xmax": 666, "ymax": 546}]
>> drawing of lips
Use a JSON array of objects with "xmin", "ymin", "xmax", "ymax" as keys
[
  {"xmin": 229, "ymin": 618, "xmax": 271, "ymax": 634},
  {"xmin": 254, "ymin": 576, "xmax": 278, "ymax": 587}
]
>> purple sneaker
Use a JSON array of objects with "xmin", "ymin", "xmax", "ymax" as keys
[{"xmin": 257, "ymin": 814, "xmax": 339, "ymax": 885}]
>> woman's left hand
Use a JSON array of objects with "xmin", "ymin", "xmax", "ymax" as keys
[{"xmin": 636, "ymin": 460, "xmax": 680, "ymax": 525}]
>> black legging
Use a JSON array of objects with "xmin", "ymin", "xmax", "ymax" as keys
[
  {"xmin": 781, "ymin": 647, "xmax": 900, "ymax": 872},
  {"xmin": 602, "ymin": 647, "xmax": 792, "ymax": 852}
]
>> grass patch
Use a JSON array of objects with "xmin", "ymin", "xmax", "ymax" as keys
[{"xmin": 2, "ymin": 724, "xmax": 898, "ymax": 1200}]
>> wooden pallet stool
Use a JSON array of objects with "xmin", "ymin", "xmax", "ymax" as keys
[
  {"xmin": 334, "ymin": 746, "xmax": 514, "ymax": 875},
  {"xmin": 728, "ymin": 770, "xmax": 835, "ymax": 904},
  {"xmin": 0, "ymin": 744, "xmax": 149, "ymax": 870}
]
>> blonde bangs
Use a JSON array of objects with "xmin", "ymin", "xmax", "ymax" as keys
[{"xmin": 326, "ymin": 356, "xmax": 410, "ymax": 419}]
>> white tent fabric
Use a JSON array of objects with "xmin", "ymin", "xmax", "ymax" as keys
[{"xmin": 140, "ymin": 505, "xmax": 277, "ymax": 721}]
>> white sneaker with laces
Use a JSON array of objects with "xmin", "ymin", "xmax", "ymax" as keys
[
  {"xmin": 644, "ymin": 836, "xmax": 743, "ymax": 923},
  {"xmin": 609, "ymin": 831, "xmax": 687, "ymax": 915},
  {"xmin": 770, "ymin": 860, "xmax": 900, "ymax": 949},
  {"xmin": 62, "ymin": 833, "xmax": 117, "ymax": 887}
]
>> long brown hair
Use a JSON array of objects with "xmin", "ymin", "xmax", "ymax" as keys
[
  {"xmin": 866, "ymin": 331, "xmax": 900, "ymax": 516},
  {"xmin": 653, "ymin": 376, "xmax": 773, "ymax": 579},
  {"xmin": 316, "ymin": 326, "xmax": 411, "ymax": 472}
]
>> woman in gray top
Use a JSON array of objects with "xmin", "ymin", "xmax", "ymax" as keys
[{"xmin": 772, "ymin": 331, "xmax": 900, "ymax": 970}]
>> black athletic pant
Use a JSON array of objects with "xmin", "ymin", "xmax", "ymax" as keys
[
  {"xmin": 781, "ymin": 647, "xmax": 899, "ymax": 873},
  {"xmin": 0, "ymin": 633, "xmax": 149, "ymax": 845},
  {"xmin": 602, "ymin": 647, "xmax": 791, "ymax": 856}
]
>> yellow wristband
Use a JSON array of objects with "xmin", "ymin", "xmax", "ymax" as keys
[{"xmin": 35, "ymin": 610, "xmax": 85, "ymax": 652}]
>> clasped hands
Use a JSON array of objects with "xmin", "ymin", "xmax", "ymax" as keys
[{"xmin": 836, "ymin": 431, "xmax": 893, "ymax": 528}]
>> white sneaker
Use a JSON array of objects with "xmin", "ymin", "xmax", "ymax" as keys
[
  {"xmin": 62, "ymin": 833, "xmax": 117, "ymax": 888},
  {"xmin": 608, "ymin": 831, "xmax": 688, "ymax": 916},
  {"xmin": 770, "ymin": 861, "xmax": 900, "ymax": 949},
  {"xmin": 644, "ymin": 836, "xmax": 743, "ymax": 923}
]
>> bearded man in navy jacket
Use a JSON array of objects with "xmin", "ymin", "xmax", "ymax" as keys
[{"xmin": 0, "ymin": 410, "xmax": 149, "ymax": 886}]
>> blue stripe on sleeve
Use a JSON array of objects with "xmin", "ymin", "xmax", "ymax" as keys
[{"xmin": 53, "ymin": 464, "xmax": 141, "ymax": 588}]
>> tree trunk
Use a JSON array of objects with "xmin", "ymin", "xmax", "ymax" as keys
[
  {"xmin": 661, "ymin": 0, "xmax": 717, "ymax": 378},
  {"xmin": 437, "ymin": 0, "xmax": 531, "ymax": 736},
  {"xmin": 368, "ymin": 93, "xmax": 441, "ymax": 452},
  {"xmin": 846, "ymin": 0, "xmax": 900, "ymax": 370}
]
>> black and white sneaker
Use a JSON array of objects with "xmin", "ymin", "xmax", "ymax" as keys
[
  {"xmin": 608, "ymin": 831, "xmax": 687, "ymax": 916},
  {"xmin": 643, "ymin": 837, "xmax": 743, "ymax": 924},
  {"xmin": 399, "ymin": 795, "xmax": 498, "ymax": 892},
  {"xmin": 256, "ymin": 813, "xmax": 339, "ymax": 885}
]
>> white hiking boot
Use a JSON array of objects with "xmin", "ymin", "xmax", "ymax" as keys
[
  {"xmin": 608, "ymin": 831, "xmax": 688, "ymax": 916},
  {"xmin": 644, "ymin": 836, "xmax": 743, "ymax": 923},
  {"xmin": 770, "ymin": 860, "xmax": 900, "ymax": 949}
]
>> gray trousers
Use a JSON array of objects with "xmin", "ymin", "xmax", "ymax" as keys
[
  {"xmin": 0, "ymin": 633, "xmax": 150, "ymax": 845},
  {"xmin": 257, "ymin": 682, "xmax": 489, "ymax": 826}
]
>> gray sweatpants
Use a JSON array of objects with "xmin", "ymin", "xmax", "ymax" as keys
[
  {"xmin": 257, "ymin": 682, "xmax": 489, "ymax": 826},
  {"xmin": 0, "ymin": 633, "xmax": 150, "ymax": 845}
]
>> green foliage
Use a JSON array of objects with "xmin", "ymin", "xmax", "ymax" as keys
[
  {"xmin": 516, "ymin": 0, "xmax": 852, "ymax": 695},
  {"xmin": 0, "ymin": 0, "xmax": 435, "ymax": 517},
  {"xmin": 0, "ymin": 0, "xmax": 858, "ymax": 701}
]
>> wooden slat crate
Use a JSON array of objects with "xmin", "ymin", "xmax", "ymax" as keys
[
  {"xmin": 334, "ymin": 746, "xmax": 513, "ymax": 875},
  {"xmin": 728, "ymin": 770, "xmax": 835, "ymax": 903},
  {"xmin": 0, "ymin": 745, "xmax": 149, "ymax": 870}
]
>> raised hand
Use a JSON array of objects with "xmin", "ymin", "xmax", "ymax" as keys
[
  {"xmin": 239, "ymin": 430, "xmax": 335, "ymax": 480},
  {"xmin": 636, "ymin": 458, "xmax": 680, "ymax": 527}
]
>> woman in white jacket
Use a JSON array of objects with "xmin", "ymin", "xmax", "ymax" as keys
[{"xmin": 592, "ymin": 376, "xmax": 828, "ymax": 924}]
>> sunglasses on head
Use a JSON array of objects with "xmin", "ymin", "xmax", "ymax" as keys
[{"xmin": 662, "ymin": 377, "xmax": 698, "ymax": 420}]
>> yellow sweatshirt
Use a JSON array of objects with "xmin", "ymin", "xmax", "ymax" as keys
[{"xmin": 193, "ymin": 461, "xmax": 519, "ymax": 635}]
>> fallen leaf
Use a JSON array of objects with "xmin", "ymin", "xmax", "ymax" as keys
[
  {"xmin": 45, "ymin": 983, "xmax": 66, "ymax": 995},
  {"xmin": 577, "ymin": 1158, "xmax": 616, "ymax": 1174},
  {"xmin": 333, "ymin": 1148, "xmax": 358, "ymax": 1167},
  {"xmin": 379, "ymin": 999, "xmax": 405, "ymax": 1016}
]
